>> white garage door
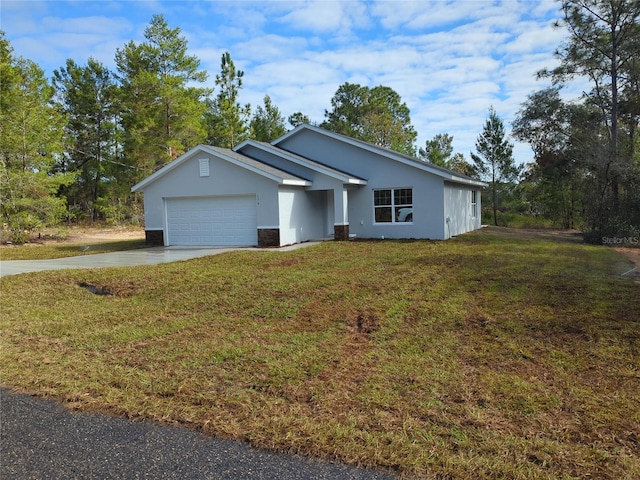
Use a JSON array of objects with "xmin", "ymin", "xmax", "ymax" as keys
[{"xmin": 166, "ymin": 196, "xmax": 257, "ymax": 246}]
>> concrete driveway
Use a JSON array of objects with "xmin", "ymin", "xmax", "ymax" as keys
[{"xmin": 0, "ymin": 243, "xmax": 319, "ymax": 278}]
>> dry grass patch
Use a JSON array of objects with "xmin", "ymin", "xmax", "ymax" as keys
[{"xmin": 1, "ymin": 228, "xmax": 639, "ymax": 479}]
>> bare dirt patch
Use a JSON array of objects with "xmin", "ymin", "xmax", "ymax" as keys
[
  {"xmin": 65, "ymin": 227, "xmax": 145, "ymax": 244},
  {"xmin": 3, "ymin": 226, "xmax": 146, "ymax": 247}
]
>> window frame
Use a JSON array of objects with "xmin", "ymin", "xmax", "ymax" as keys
[
  {"xmin": 373, "ymin": 187, "xmax": 413, "ymax": 224},
  {"xmin": 471, "ymin": 190, "xmax": 477, "ymax": 218}
]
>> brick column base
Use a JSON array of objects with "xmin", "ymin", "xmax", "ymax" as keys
[
  {"xmin": 258, "ymin": 228, "xmax": 280, "ymax": 247},
  {"xmin": 145, "ymin": 230, "xmax": 164, "ymax": 246},
  {"xmin": 334, "ymin": 224, "xmax": 349, "ymax": 241}
]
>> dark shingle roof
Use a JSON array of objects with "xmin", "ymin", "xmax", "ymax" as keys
[
  {"xmin": 244, "ymin": 141, "xmax": 366, "ymax": 182},
  {"xmin": 209, "ymin": 146, "xmax": 309, "ymax": 183}
]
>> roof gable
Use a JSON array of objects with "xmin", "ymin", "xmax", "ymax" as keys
[
  {"xmin": 131, "ymin": 145, "xmax": 310, "ymax": 192},
  {"xmin": 273, "ymin": 124, "xmax": 486, "ymax": 188}
]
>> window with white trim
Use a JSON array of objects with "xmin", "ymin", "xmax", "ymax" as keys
[
  {"xmin": 199, "ymin": 158, "xmax": 210, "ymax": 177},
  {"xmin": 374, "ymin": 188, "xmax": 413, "ymax": 223},
  {"xmin": 471, "ymin": 190, "xmax": 477, "ymax": 218}
]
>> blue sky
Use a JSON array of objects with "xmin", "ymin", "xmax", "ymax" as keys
[{"xmin": 1, "ymin": 0, "xmax": 576, "ymax": 164}]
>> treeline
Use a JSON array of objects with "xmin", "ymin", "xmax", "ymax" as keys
[
  {"xmin": 512, "ymin": 0, "xmax": 640, "ymax": 240},
  {"xmin": 1, "ymin": 1, "xmax": 639, "ymax": 243},
  {"xmin": 451, "ymin": 0, "xmax": 640, "ymax": 239}
]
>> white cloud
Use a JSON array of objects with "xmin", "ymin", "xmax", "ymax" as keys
[
  {"xmin": 40, "ymin": 15, "xmax": 133, "ymax": 36},
  {"xmin": 278, "ymin": 0, "xmax": 369, "ymax": 34},
  {"xmin": 371, "ymin": 0, "xmax": 478, "ymax": 30},
  {"xmin": 231, "ymin": 34, "xmax": 312, "ymax": 66}
]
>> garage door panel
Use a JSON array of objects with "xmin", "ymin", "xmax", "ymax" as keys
[{"xmin": 166, "ymin": 196, "xmax": 257, "ymax": 246}]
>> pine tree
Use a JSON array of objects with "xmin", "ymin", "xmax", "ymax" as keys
[
  {"xmin": 53, "ymin": 58, "xmax": 120, "ymax": 221},
  {"xmin": 322, "ymin": 83, "xmax": 417, "ymax": 156},
  {"xmin": 471, "ymin": 107, "xmax": 519, "ymax": 226},
  {"xmin": 0, "ymin": 33, "xmax": 74, "ymax": 241},
  {"xmin": 250, "ymin": 95, "xmax": 286, "ymax": 142},
  {"xmin": 115, "ymin": 14, "xmax": 210, "ymax": 180},
  {"xmin": 205, "ymin": 52, "xmax": 251, "ymax": 148},
  {"xmin": 287, "ymin": 112, "xmax": 311, "ymax": 128},
  {"xmin": 419, "ymin": 133, "xmax": 455, "ymax": 167},
  {"xmin": 549, "ymin": 0, "xmax": 640, "ymax": 235}
]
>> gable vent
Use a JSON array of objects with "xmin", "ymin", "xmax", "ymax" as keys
[{"xmin": 199, "ymin": 158, "xmax": 210, "ymax": 177}]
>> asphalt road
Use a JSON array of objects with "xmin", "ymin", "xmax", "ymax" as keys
[{"xmin": 1, "ymin": 388, "xmax": 397, "ymax": 480}]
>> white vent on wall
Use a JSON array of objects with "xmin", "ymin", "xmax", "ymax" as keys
[{"xmin": 199, "ymin": 158, "xmax": 210, "ymax": 177}]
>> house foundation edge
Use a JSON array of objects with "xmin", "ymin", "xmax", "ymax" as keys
[
  {"xmin": 334, "ymin": 224, "xmax": 349, "ymax": 241},
  {"xmin": 145, "ymin": 230, "xmax": 164, "ymax": 246},
  {"xmin": 258, "ymin": 228, "xmax": 280, "ymax": 247}
]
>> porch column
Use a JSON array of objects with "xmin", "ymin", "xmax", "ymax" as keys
[{"xmin": 333, "ymin": 187, "xmax": 349, "ymax": 241}]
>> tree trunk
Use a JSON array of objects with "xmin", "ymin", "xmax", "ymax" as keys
[
  {"xmin": 610, "ymin": 18, "xmax": 620, "ymax": 211},
  {"xmin": 492, "ymin": 167, "xmax": 498, "ymax": 226}
]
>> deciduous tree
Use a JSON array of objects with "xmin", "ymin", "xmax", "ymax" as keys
[
  {"xmin": 540, "ymin": 0, "xmax": 640, "ymax": 236},
  {"xmin": 513, "ymin": 87, "xmax": 583, "ymax": 228}
]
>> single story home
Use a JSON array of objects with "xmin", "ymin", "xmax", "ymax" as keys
[{"xmin": 131, "ymin": 124, "xmax": 486, "ymax": 247}]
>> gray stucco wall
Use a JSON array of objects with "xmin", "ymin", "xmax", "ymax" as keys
[
  {"xmin": 277, "ymin": 130, "xmax": 447, "ymax": 240},
  {"xmin": 278, "ymin": 187, "xmax": 326, "ymax": 245},
  {"xmin": 140, "ymin": 152, "xmax": 280, "ymax": 233},
  {"xmin": 443, "ymin": 183, "xmax": 482, "ymax": 238}
]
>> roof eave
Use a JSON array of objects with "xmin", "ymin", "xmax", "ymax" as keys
[
  {"xmin": 347, "ymin": 178, "xmax": 368, "ymax": 185},
  {"xmin": 212, "ymin": 148, "xmax": 303, "ymax": 184},
  {"xmin": 448, "ymin": 176, "xmax": 488, "ymax": 187},
  {"xmin": 282, "ymin": 179, "xmax": 312, "ymax": 186}
]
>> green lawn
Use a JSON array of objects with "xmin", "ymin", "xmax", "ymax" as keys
[{"xmin": 1, "ymin": 228, "xmax": 638, "ymax": 479}]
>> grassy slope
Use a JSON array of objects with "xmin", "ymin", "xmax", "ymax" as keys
[{"xmin": 1, "ymin": 229, "xmax": 638, "ymax": 479}]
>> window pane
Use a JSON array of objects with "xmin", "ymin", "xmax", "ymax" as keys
[
  {"xmin": 375, "ymin": 207, "xmax": 392, "ymax": 222},
  {"xmin": 396, "ymin": 207, "xmax": 413, "ymax": 222},
  {"xmin": 374, "ymin": 189, "xmax": 391, "ymax": 206},
  {"xmin": 471, "ymin": 191, "xmax": 477, "ymax": 217},
  {"xmin": 394, "ymin": 188, "xmax": 412, "ymax": 206}
]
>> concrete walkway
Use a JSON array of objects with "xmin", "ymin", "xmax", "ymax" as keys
[{"xmin": 0, "ymin": 243, "xmax": 320, "ymax": 278}]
